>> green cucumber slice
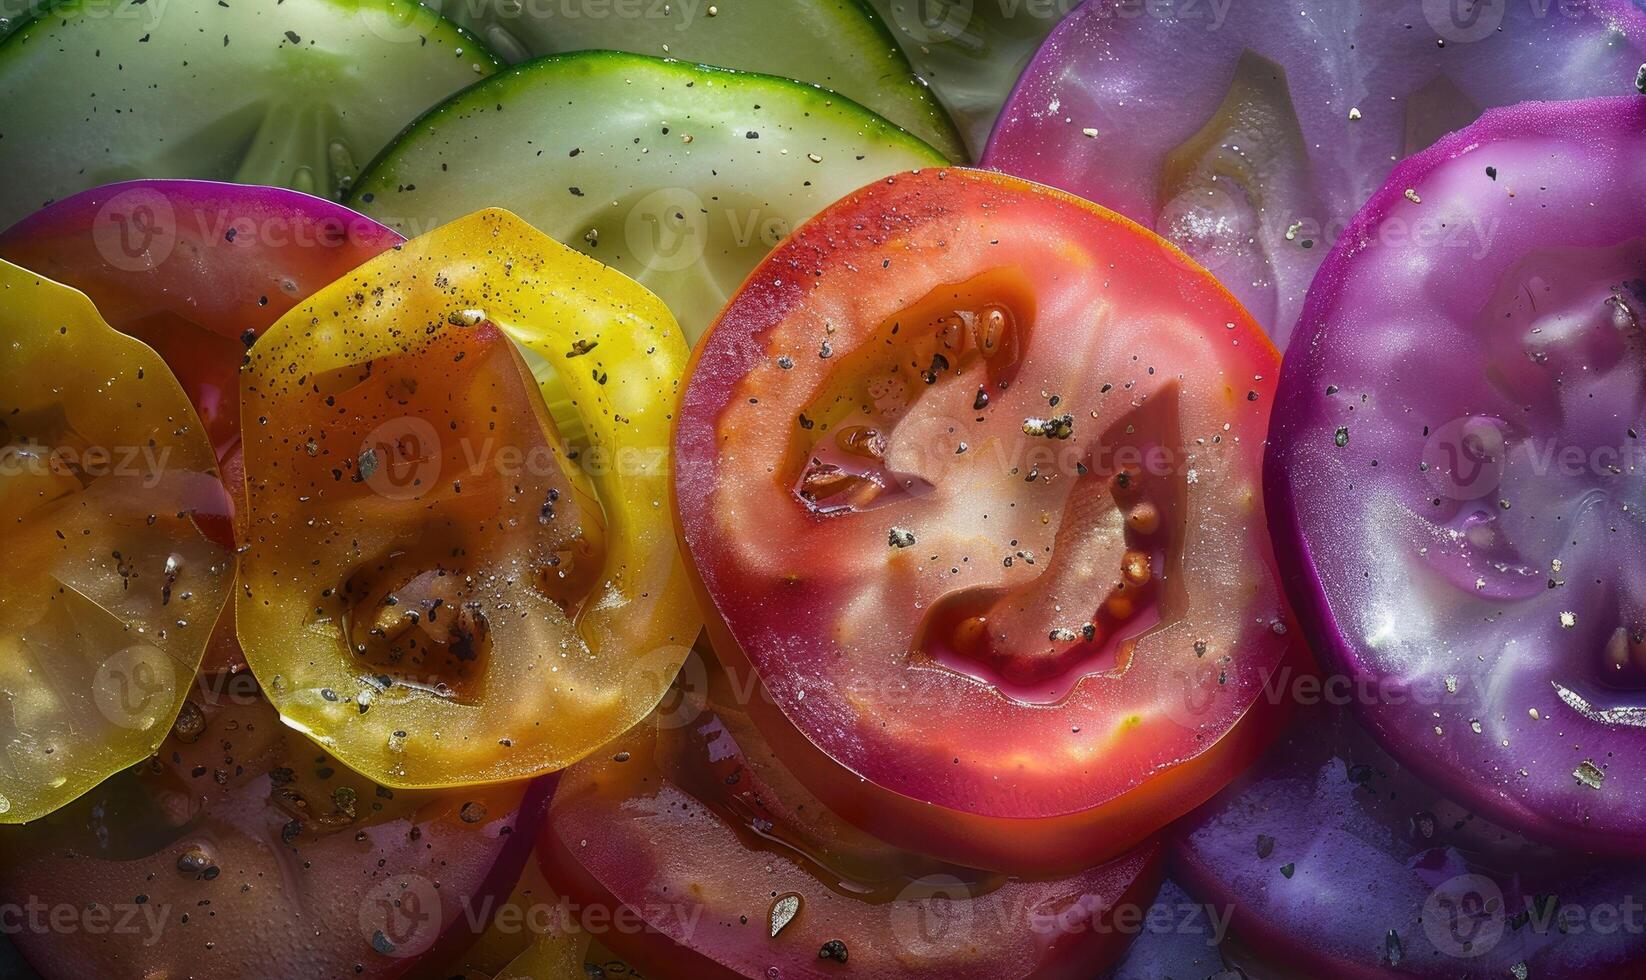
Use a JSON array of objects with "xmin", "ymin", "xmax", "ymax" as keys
[
  {"xmin": 350, "ymin": 51, "xmax": 947, "ymax": 343},
  {"xmin": 0, "ymin": 0, "xmax": 44, "ymax": 41},
  {"xmin": 868, "ymin": 0, "xmax": 1064, "ymax": 158},
  {"xmin": 0, "ymin": 0, "xmax": 500, "ymax": 227},
  {"xmin": 425, "ymin": 0, "xmax": 966, "ymax": 161}
]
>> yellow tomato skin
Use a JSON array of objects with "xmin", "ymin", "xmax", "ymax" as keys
[
  {"xmin": 238, "ymin": 209, "xmax": 698, "ymax": 789},
  {"xmin": 0, "ymin": 259, "xmax": 232, "ymax": 824}
]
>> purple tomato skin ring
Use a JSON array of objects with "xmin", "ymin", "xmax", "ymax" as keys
[{"xmin": 1266, "ymin": 96, "xmax": 1646, "ymax": 853}]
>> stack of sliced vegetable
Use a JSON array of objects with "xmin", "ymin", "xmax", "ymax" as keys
[{"xmin": 1, "ymin": 1, "xmax": 1644, "ymax": 977}]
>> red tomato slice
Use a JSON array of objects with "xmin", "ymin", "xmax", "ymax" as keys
[
  {"xmin": 538, "ymin": 650, "xmax": 1163, "ymax": 978},
  {"xmin": 0, "ymin": 677, "xmax": 551, "ymax": 979},
  {"xmin": 674, "ymin": 167, "xmax": 1301, "ymax": 873}
]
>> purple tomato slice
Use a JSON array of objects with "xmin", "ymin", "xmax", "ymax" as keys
[
  {"xmin": 984, "ymin": 0, "xmax": 1646, "ymax": 344},
  {"xmin": 1266, "ymin": 96, "xmax": 1646, "ymax": 852},
  {"xmin": 538, "ymin": 649, "xmax": 1165, "ymax": 979},
  {"xmin": 0, "ymin": 677, "xmax": 551, "ymax": 979},
  {"xmin": 1103, "ymin": 878, "xmax": 1237, "ymax": 980},
  {"xmin": 674, "ymin": 166, "xmax": 1301, "ymax": 874},
  {"xmin": 1176, "ymin": 703, "xmax": 1646, "ymax": 978}
]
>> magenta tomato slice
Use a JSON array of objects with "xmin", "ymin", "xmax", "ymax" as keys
[
  {"xmin": 538, "ymin": 650, "xmax": 1164, "ymax": 979},
  {"xmin": 674, "ymin": 167, "xmax": 1300, "ymax": 874},
  {"xmin": 1176, "ymin": 704, "xmax": 1646, "ymax": 978},
  {"xmin": 983, "ymin": 0, "xmax": 1646, "ymax": 344},
  {"xmin": 0, "ymin": 179, "xmax": 402, "ymax": 466},
  {"xmin": 1266, "ymin": 96, "xmax": 1646, "ymax": 853},
  {"xmin": 0, "ymin": 678, "xmax": 550, "ymax": 979}
]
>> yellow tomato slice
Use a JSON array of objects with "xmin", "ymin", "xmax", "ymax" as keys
[
  {"xmin": 0, "ymin": 259, "xmax": 232, "ymax": 823},
  {"xmin": 238, "ymin": 209, "xmax": 698, "ymax": 788}
]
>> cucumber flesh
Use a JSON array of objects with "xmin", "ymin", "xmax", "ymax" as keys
[
  {"xmin": 350, "ymin": 51, "xmax": 947, "ymax": 344},
  {"xmin": 0, "ymin": 0, "xmax": 499, "ymax": 228},
  {"xmin": 0, "ymin": 0, "xmax": 44, "ymax": 40},
  {"xmin": 426, "ymin": 0, "xmax": 966, "ymax": 162},
  {"xmin": 868, "ymin": 0, "xmax": 1064, "ymax": 158}
]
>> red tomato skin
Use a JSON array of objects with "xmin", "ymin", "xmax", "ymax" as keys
[
  {"xmin": 696, "ymin": 608, "xmax": 1299, "ymax": 875},
  {"xmin": 673, "ymin": 167, "xmax": 1305, "ymax": 874},
  {"xmin": 538, "ymin": 825, "xmax": 1164, "ymax": 980}
]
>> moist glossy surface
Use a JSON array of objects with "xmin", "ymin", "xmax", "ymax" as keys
[
  {"xmin": 1177, "ymin": 704, "xmax": 1646, "ymax": 978},
  {"xmin": 239, "ymin": 209, "xmax": 698, "ymax": 788},
  {"xmin": 0, "ymin": 261, "xmax": 232, "ymax": 824},
  {"xmin": 1266, "ymin": 97, "xmax": 1646, "ymax": 851},
  {"xmin": 0, "ymin": 180, "xmax": 402, "ymax": 465},
  {"xmin": 985, "ymin": 0, "xmax": 1646, "ymax": 343},
  {"xmin": 540, "ymin": 652, "xmax": 1164, "ymax": 979},
  {"xmin": 675, "ymin": 167, "xmax": 1299, "ymax": 873},
  {"xmin": 0, "ymin": 682, "xmax": 550, "ymax": 978}
]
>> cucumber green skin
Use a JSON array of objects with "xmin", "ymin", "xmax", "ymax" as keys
[
  {"xmin": 0, "ymin": 0, "xmax": 501, "ymax": 228},
  {"xmin": 868, "ymin": 0, "xmax": 1064, "ymax": 159},
  {"xmin": 424, "ymin": 0, "xmax": 966, "ymax": 162},
  {"xmin": 350, "ymin": 51, "xmax": 947, "ymax": 344}
]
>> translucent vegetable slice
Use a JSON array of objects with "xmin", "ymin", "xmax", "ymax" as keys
[
  {"xmin": 425, "ymin": 0, "xmax": 965, "ymax": 160},
  {"xmin": 1266, "ymin": 97, "xmax": 1646, "ymax": 851},
  {"xmin": 0, "ymin": 180, "xmax": 403, "ymax": 673},
  {"xmin": 239, "ymin": 208, "xmax": 698, "ymax": 788},
  {"xmin": 0, "ymin": 0, "xmax": 42, "ymax": 40},
  {"xmin": 1177, "ymin": 705, "xmax": 1646, "ymax": 977},
  {"xmin": 0, "ymin": 259, "xmax": 232, "ymax": 823},
  {"xmin": 538, "ymin": 652, "xmax": 1164, "ymax": 977},
  {"xmin": 0, "ymin": 0, "xmax": 500, "ymax": 228},
  {"xmin": 674, "ymin": 167, "xmax": 1301, "ymax": 874},
  {"xmin": 0, "ymin": 179, "xmax": 401, "ymax": 474},
  {"xmin": 0, "ymin": 680, "xmax": 552, "ymax": 977},
  {"xmin": 869, "ymin": 0, "xmax": 1066, "ymax": 157},
  {"xmin": 984, "ymin": 0, "xmax": 1646, "ymax": 343},
  {"xmin": 349, "ymin": 51, "xmax": 948, "ymax": 343}
]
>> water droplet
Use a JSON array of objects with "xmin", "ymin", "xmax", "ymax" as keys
[{"xmin": 769, "ymin": 893, "xmax": 802, "ymax": 937}]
